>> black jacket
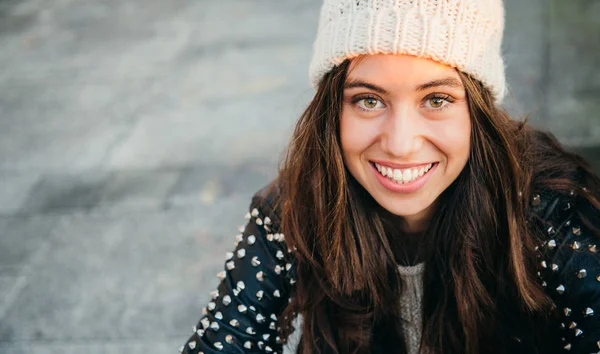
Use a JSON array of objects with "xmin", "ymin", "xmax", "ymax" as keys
[{"xmin": 179, "ymin": 183, "xmax": 600, "ymax": 354}]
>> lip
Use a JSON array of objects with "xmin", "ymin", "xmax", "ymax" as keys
[
  {"xmin": 370, "ymin": 161, "xmax": 438, "ymax": 193},
  {"xmin": 370, "ymin": 159, "xmax": 436, "ymax": 169}
]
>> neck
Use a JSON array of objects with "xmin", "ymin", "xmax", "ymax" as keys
[{"xmin": 379, "ymin": 211, "xmax": 428, "ymax": 266}]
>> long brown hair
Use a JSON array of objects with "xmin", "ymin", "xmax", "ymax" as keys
[{"xmin": 275, "ymin": 59, "xmax": 600, "ymax": 353}]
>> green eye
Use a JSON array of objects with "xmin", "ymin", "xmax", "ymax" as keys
[
  {"xmin": 429, "ymin": 97, "xmax": 445, "ymax": 108},
  {"xmin": 363, "ymin": 97, "xmax": 379, "ymax": 109}
]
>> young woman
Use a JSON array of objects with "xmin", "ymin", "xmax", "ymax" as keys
[{"xmin": 180, "ymin": 1, "xmax": 600, "ymax": 353}]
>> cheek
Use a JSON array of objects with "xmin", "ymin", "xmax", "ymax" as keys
[
  {"xmin": 432, "ymin": 111, "xmax": 471, "ymax": 164},
  {"xmin": 340, "ymin": 111, "xmax": 373, "ymax": 157}
]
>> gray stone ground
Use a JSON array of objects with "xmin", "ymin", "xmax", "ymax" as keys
[{"xmin": 0, "ymin": 0, "xmax": 598, "ymax": 353}]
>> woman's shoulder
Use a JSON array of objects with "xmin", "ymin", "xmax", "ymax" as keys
[
  {"xmin": 530, "ymin": 186, "xmax": 599, "ymax": 247},
  {"xmin": 532, "ymin": 188, "xmax": 600, "ymax": 352},
  {"xmin": 251, "ymin": 178, "xmax": 283, "ymax": 220},
  {"xmin": 179, "ymin": 179, "xmax": 295, "ymax": 354}
]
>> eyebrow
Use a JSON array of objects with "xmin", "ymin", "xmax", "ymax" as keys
[
  {"xmin": 344, "ymin": 76, "xmax": 463, "ymax": 94},
  {"xmin": 343, "ymin": 80, "xmax": 388, "ymax": 94},
  {"xmin": 415, "ymin": 77, "xmax": 463, "ymax": 91}
]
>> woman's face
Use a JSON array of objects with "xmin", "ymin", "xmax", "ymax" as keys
[{"xmin": 340, "ymin": 54, "xmax": 471, "ymax": 233}]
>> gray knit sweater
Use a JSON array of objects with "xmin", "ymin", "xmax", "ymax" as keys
[{"xmin": 397, "ymin": 262, "xmax": 425, "ymax": 354}]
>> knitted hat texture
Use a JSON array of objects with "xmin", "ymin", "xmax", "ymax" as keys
[{"xmin": 309, "ymin": 0, "xmax": 507, "ymax": 102}]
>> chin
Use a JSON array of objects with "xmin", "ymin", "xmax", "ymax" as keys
[{"xmin": 374, "ymin": 194, "xmax": 432, "ymax": 218}]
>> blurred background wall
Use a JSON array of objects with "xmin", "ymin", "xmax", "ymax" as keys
[{"xmin": 0, "ymin": 0, "xmax": 598, "ymax": 353}]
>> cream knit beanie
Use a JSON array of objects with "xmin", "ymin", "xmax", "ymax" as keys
[{"xmin": 309, "ymin": 0, "xmax": 507, "ymax": 103}]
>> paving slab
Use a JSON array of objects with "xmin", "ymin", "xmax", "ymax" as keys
[
  {"xmin": 0, "ymin": 196, "xmax": 258, "ymax": 343},
  {"xmin": 166, "ymin": 162, "xmax": 278, "ymax": 208},
  {"xmin": 0, "ymin": 172, "xmax": 40, "ymax": 215},
  {"xmin": 0, "ymin": 79, "xmax": 154, "ymax": 130},
  {"xmin": 0, "ymin": 78, "xmax": 160, "ymax": 173},
  {"xmin": 20, "ymin": 171, "xmax": 110, "ymax": 213},
  {"xmin": 186, "ymin": 1, "xmax": 320, "ymax": 47},
  {"xmin": 0, "ymin": 0, "xmax": 190, "ymax": 84},
  {"xmin": 0, "ymin": 114, "xmax": 129, "ymax": 174},
  {"xmin": 0, "ymin": 339, "xmax": 180, "ymax": 354},
  {"xmin": 0, "ymin": 214, "xmax": 59, "ymax": 269},
  {"xmin": 95, "ymin": 169, "xmax": 180, "ymax": 212},
  {"xmin": 502, "ymin": 0, "xmax": 546, "ymax": 117},
  {"xmin": 0, "ymin": 213, "xmax": 61, "ymax": 325},
  {"xmin": 106, "ymin": 89, "xmax": 304, "ymax": 170},
  {"xmin": 544, "ymin": 0, "xmax": 600, "ymax": 146}
]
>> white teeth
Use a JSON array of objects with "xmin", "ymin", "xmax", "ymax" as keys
[
  {"xmin": 375, "ymin": 162, "xmax": 435, "ymax": 184},
  {"xmin": 402, "ymin": 169, "xmax": 411, "ymax": 182}
]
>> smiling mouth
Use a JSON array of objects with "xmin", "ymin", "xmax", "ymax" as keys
[{"xmin": 371, "ymin": 162, "xmax": 437, "ymax": 184}]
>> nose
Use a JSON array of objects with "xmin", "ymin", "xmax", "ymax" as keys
[{"xmin": 380, "ymin": 107, "xmax": 424, "ymax": 158}]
